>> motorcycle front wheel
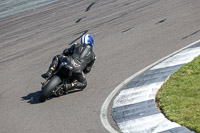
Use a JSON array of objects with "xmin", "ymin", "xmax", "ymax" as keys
[{"xmin": 39, "ymin": 76, "xmax": 62, "ymax": 102}]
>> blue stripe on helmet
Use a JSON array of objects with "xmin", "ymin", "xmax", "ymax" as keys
[
  {"xmin": 81, "ymin": 34, "xmax": 93, "ymax": 46},
  {"xmin": 88, "ymin": 35, "xmax": 93, "ymax": 46}
]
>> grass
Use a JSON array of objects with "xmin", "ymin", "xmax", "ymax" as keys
[{"xmin": 156, "ymin": 55, "xmax": 200, "ymax": 133}]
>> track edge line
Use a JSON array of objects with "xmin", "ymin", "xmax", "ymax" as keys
[{"xmin": 100, "ymin": 39, "xmax": 200, "ymax": 133}]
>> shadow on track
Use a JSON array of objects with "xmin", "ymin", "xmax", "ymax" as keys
[
  {"xmin": 21, "ymin": 89, "xmax": 83, "ymax": 104},
  {"xmin": 21, "ymin": 91, "xmax": 41, "ymax": 104}
]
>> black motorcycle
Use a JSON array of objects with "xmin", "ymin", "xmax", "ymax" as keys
[{"xmin": 39, "ymin": 56, "xmax": 73, "ymax": 102}]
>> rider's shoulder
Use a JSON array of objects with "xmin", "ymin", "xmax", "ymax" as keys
[
  {"xmin": 73, "ymin": 43, "xmax": 81, "ymax": 47},
  {"xmin": 74, "ymin": 43, "xmax": 81, "ymax": 45}
]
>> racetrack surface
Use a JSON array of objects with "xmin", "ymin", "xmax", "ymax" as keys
[{"xmin": 0, "ymin": 0, "xmax": 200, "ymax": 133}]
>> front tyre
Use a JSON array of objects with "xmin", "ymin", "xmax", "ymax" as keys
[{"xmin": 39, "ymin": 76, "xmax": 62, "ymax": 102}]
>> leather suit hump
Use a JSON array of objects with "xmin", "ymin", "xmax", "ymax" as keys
[{"xmin": 70, "ymin": 44, "xmax": 95, "ymax": 73}]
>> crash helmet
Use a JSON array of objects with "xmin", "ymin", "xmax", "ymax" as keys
[{"xmin": 81, "ymin": 34, "xmax": 94, "ymax": 47}]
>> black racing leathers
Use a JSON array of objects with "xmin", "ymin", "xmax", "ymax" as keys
[
  {"xmin": 49, "ymin": 43, "xmax": 96, "ymax": 90},
  {"xmin": 63, "ymin": 43, "xmax": 96, "ymax": 74}
]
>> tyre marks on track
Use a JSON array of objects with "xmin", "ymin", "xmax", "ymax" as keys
[
  {"xmin": 86, "ymin": 2, "xmax": 96, "ymax": 12},
  {"xmin": 155, "ymin": 19, "xmax": 167, "ymax": 25},
  {"xmin": 182, "ymin": 29, "xmax": 200, "ymax": 40}
]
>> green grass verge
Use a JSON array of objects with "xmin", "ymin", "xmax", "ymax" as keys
[{"xmin": 156, "ymin": 55, "xmax": 200, "ymax": 133}]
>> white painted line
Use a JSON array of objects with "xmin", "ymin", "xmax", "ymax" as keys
[
  {"xmin": 100, "ymin": 39, "xmax": 200, "ymax": 133},
  {"xmin": 118, "ymin": 114, "xmax": 180, "ymax": 133},
  {"xmin": 113, "ymin": 82, "xmax": 163, "ymax": 108},
  {"xmin": 152, "ymin": 46, "xmax": 200, "ymax": 70}
]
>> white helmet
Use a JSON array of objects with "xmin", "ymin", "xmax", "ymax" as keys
[{"xmin": 81, "ymin": 34, "xmax": 94, "ymax": 46}]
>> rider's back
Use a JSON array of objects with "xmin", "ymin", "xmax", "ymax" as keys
[{"xmin": 70, "ymin": 43, "xmax": 95, "ymax": 73}]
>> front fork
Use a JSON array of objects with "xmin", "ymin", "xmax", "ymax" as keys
[
  {"xmin": 41, "ymin": 79, "xmax": 49, "ymax": 89},
  {"xmin": 41, "ymin": 74, "xmax": 54, "ymax": 89}
]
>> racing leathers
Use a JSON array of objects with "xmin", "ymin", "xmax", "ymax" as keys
[{"xmin": 41, "ymin": 43, "xmax": 96, "ymax": 90}]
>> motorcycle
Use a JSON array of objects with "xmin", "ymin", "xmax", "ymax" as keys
[{"xmin": 39, "ymin": 56, "xmax": 73, "ymax": 102}]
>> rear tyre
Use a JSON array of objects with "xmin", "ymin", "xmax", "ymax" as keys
[{"xmin": 39, "ymin": 76, "xmax": 62, "ymax": 102}]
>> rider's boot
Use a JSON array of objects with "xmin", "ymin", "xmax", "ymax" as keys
[
  {"xmin": 41, "ymin": 71, "xmax": 52, "ymax": 79},
  {"xmin": 41, "ymin": 66, "xmax": 55, "ymax": 79},
  {"xmin": 64, "ymin": 82, "xmax": 77, "ymax": 92},
  {"xmin": 41, "ymin": 55, "xmax": 59, "ymax": 79}
]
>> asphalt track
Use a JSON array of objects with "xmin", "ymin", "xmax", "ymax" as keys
[{"xmin": 0, "ymin": 0, "xmax": 200, "ymax": 133}]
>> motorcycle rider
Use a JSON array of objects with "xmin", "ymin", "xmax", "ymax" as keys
[{"xmin": 41, "ymin": 34, "xmax": 96, "ymax": 91}]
